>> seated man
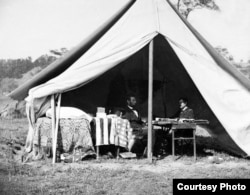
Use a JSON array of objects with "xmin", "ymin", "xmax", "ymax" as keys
[
  {"xmin": 171, "ymin": 97, "xmax": 195, "ymax": 138},
  {"xmin": 122, "ymin": 95, "xmax": 155, "ymax": 156},
  {"xmin": 123, "ymin": 95, "xmax": 145, "ymax": 130},
  {"xmin": 173, "ymin": 97, "xmax": 194, "ymax": 122}
]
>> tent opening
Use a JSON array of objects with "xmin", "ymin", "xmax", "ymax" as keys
[{"xmin": 60, "ymin": 34, "xmax": 244, "ymax": 155}]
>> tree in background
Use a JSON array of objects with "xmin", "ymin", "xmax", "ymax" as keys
[
  {"xmin": 33, "ymin": 54, "xmax": 57, "ymax": 69},
  {"xmin": 170, "ymin": 0, "xmax": 220, "ymax": 18},
  {"xmin": 215, "ymin": 46, "xmax": 234, "ymax": 63},
  {"xmin": 215, "ymin": 46, "xmax": 250, "ymax": 79},
  {"xmin": 50, "ymin": 47, "xmax": 69, "ymax": 57},
  {"xmin": 0, "ymin": 53, "xmax": 58, "ymax": 93},
  {"xmin": 169, "ymin": 0, "xmax": 250, "ymax": 79},
  {"xmin": 0, "ymin": 47, "xmax": 69, "ymax": 94},
  {"xmin": 0, "ymin": 78, "xmax": 18, "ymax": 93},
  {"xmin": 0, "ymin": 57, "xmax": 34, "ymax": 79}
]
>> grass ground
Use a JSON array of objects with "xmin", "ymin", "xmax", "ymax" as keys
[{"xmin": 0, "ymin": 118, "xmax": 250, "ymax": 195}]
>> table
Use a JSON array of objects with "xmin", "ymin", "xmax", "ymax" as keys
[
  {"xmin": 153, "ymin": 119, "xmax": 209, "ymax": 160},
  {"xmin": 172, "ymin": 123, "xmax": 197, "ymax": 160},
  {"xmin": 91, "ymin": 116, "xmax": 134, "ymax": 159}
]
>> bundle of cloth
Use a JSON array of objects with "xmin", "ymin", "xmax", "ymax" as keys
[{"xmin": 22, "ymin": 107, "xmax": 96, "ymax": 163}]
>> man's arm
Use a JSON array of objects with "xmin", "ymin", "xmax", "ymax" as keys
[
  {"xmin": 178, "ymin": 109, "xmax": 194, "ymax": 122},
  {"xmin": 186, "ymin": 108, "xmax": 194, "ymax": 119}
]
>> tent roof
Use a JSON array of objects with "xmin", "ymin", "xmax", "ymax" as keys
[
  {"xmin": 10, "ymin": 0, "xmax": 250, "ymax": 100},
  {"xmin": 10, "ymin": 0, "xmax": 250, "ymax": 156},
  {"xmin": 8, "ymin": 0, "xmax": 136, "ymax": 101}
]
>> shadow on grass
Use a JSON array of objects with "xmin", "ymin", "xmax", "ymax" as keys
[{"xmin": 154, "ymin": 132, "xmax": 245, "ymax": 160}]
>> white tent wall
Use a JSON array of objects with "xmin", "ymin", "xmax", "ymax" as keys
[
  {"xmin": 159, "ymin": 0, "xmax": 250, "ymax": 155},
  {"xmin": 33, "ymin": 35, "xmax": 246, "ymax": 156},
  {"xmin": 23, "ymin": 0, "xmax": 250, "ymax": 156},
  {"xmin": 27, "ymin": 0, "xmax": 158, "ymax": 99},
  {"xmin": 168, "ymin": 41, "xmax": 250, "ymax": 156}
]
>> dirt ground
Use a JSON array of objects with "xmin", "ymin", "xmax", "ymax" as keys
[{"xmin": 1, "ymin": 118, "xmax": 250, "ymax": 195}]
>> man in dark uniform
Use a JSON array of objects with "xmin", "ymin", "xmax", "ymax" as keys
[
  {"xmin": 122, "ymin": 95, "xmax": 155, "ymax": 156},
  {"xmin": 171, "ymin": 97, "xmax": 195, "ymax": 141},
  {"xmin": 174, "ymin": 97, "xmax": 194, "ymax": 121},
  {"xmin": 123, "ymin": 95, "xmax": 145, "ymax": 130}
]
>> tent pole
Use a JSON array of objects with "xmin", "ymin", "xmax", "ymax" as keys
[
  {"xmin": 52, "ymin": 94, "xmax": 62, "ymax": 164},
  {"xmin": 147, "ymin": 40, "xmax": 154, "ymax": 162},
  {"xmin": 50, "ymin": 95, "xmax": 56, "ymax": 162}
]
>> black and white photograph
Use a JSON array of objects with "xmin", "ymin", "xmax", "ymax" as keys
[{"xmin": 1, "ymin": 0, "xmax": 250, "ymax": 194}]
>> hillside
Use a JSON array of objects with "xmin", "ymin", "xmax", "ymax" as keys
[
  {"xmin": 0, "ymin": 55, "xmax": 57, "ymax": 93},
  {"xmin": 0, "ymin": 54, "xmax": 58, "ymax": 118}
]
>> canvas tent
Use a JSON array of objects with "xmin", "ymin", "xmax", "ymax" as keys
[{"xmin": 9, "ymin": 0, "xmax": 250, "ymax": 157}]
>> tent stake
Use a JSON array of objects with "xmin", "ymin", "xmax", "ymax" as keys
[
  {"xmin": 147, "ymin": 40, "xmax": 154, "ymax": 162},
  {"xmin": 52, "ymin": 94, "xmax": 62, "ymax": 164}
]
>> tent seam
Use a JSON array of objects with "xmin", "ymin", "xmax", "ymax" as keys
[
  {"xmin": 155, "ymin": 0, "xmax": 160, "ymax": 33},
  {"xmin": 165, "ymin": 36, "xmax": 216, "ymax": 65}
]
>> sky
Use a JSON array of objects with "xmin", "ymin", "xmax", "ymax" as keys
[
  {"xmin": 0, "ymin": 0, "xmax": 250, "ymax": 62},
  {"xmin": 188, "ymin": 0, "xmax": 250, "ymax": 63},
  {"xmin": 0, "ymin": 0, "xmax": 129, "ymax": 60}
]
